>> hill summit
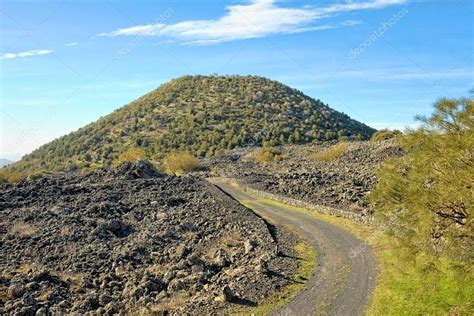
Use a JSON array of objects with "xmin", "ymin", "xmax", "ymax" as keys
[{"xmin": 8, "ymin": 75, "xmax": 375, "ymax": 174}]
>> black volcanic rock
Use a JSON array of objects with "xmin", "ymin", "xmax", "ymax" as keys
[
  {"xmin": 0, "ymin": 162, "xmax": 298, "ymax": 314},
  {"xmin": 204, "ymin": 140, "xmax": 402, "ymax": 212}
]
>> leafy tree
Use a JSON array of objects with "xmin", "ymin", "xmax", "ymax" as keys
[{"xmin": 370, "ymin": 97, "xmax": 473, "ymax": 262}]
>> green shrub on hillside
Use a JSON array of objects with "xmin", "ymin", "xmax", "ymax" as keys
[
  {"xmin": 370, "ymin": 129, "xmax": 402, "ymax": 142},
  {"xmin": 312, "ymin": 142, "xmax": 349, "ymax": 161},
  {"xmin": 163, "ymin": 151, "xmax": 200, "ymax": 175},
  {"xmin": 370, "ymin": 97, "xmax": 473, "ymax": 262}
]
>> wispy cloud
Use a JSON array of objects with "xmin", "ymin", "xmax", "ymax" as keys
[
  {"xmin": 318, "ymin": 0, "xmax": 407, "ymax": 15},
  {"xmin": 98, "ymin": 0, "xmax": 407, "ymax": 44},
  {"xmin": 1, "ymin": 49, "xmax": 54, "ymax": 59},
  {"xmin": 368, "ymin": 121, "xmax": 421, "ymax": 130},
  {"xmin": 64, "ymin": 42, "xmax": 79, "ymax": 46}
]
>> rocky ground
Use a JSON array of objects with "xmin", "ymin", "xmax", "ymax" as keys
[
  {"xmin": 0, "ymin": 161, "xmax": 299, "ymax": 315},
  {"xmin": 203, "ymin": 140, "xmax": 401, "ymax": 214}
]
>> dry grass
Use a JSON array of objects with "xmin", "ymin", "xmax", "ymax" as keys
[
  {"xmin": 16, "ymin": 262, "xmax": 41, "ymax": 274},
  {"xmin": 0, "ymin": 287, "xmax": 8, "ymax": 304},
  {"xmin": 163, "ymin": 151, "xmax": 200, "ymax": 175},
  {"xmin": 9, "ymin": 222, "xmax": 36, "ymax": 237},
  {"xmin": 312, "ymin": 142, "xmax": 349, "ymax": 161},
  {"xmin": 0, "ymin": 169, "xmax": 22, "ymax": 184},
  {"xmin": 54, "ymin": 272, "xmax": 84, "ymax": 292},
  {"xmin": 253, "ymin": 147, "xmax": 283, "ymax": 164},
  {"xmin": 37, "ymin": 288, "xmax": 54, "ymax": 301},
  {"xmin": 202, "ymin": 231, "xmax": 243, "ymax": 261},
  {"xmin": 145, "ymin": 263, "xmax": 173, "ymax": 276},
  {"xmin": 182, "ymin": 230, "xmax": 198, "ymax": 241},
  {"xmin": 136, "ymin": 293, "xmax": 189, "ymax": 315},
  {"xmin": 112, "ymin": 147, "xmax": 146, "ymax": 165},
  {"xmin": 221, "ymin": 231, "xmax": 242, "ymax": 249}
]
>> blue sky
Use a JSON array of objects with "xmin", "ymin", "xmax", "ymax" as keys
[{"xmin": 1, "ymin": 0, "xmax": 473, "ymax": 160}]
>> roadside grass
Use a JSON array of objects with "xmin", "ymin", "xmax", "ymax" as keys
[
  {"xmin": 231, "ymin": 183, "xmax": 474, "ymax": 315},
  {"xmin": 230, "ymin": 203, "xmax": 316, "ymax": 315}
]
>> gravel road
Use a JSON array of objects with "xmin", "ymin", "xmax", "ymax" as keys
[{"xmin": 211, "ymin": 180, "xmax": 377, "ymax": 316}]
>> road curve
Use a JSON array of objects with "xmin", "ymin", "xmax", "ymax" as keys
[{"xmin": 211, "ymin": 180, "xmax": 377, "ymax": 316}]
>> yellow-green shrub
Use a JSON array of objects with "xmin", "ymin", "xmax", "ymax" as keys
[
  {"xmin": 0, "ymin": 169, "xmax": 22, "ymax": 184},
  {"xmin": 163, "ymin": 152, "xmax": 200, "ymax": 175},
  {"xmin": 312, "ymin": 142, "xmax": 349, "ymax": 161},
  {"xmin": 254, "ymin": 147, "xmax": 282, "ymax": 163},
  {"xmin": 370, "ymin": 129, "xmax": 402, "ymax": 142},
  {"xmin": 113, "ymin": 148, "xmax": 146, "ymax": 165}
]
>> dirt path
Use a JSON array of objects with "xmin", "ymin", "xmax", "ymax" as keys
[{"xmin": 211, "ymin": 180, "xmax": 377, "ymax": 316}]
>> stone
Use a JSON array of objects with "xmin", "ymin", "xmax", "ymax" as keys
[
  {"xmin": 215, "ymin": 286, "xmax": 235, "ymax": 303},
  {"xmin": 35, "ymin": 307, "xmax": 47, "ymax": 316},
  {"xmin": 7, "ymin": 283, "xmax": 25, "ymax": 299},
  {"xmin": 244, "ymin": 240, "xmax": 256, "ymax": 254},
  {"xmin": 167, "ymin": 279, "xmax": 186, "ymax": 292},
  {"xmin": 213, "ymin": 249, "xmax": 230, "ymax": 268}
]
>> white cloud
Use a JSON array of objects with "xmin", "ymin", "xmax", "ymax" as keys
[
  {"xmin": 318, "ymin": 0, "xmax": 407, "ymax": 15},
  {"xmin": 64, "ymin": 42, "xmax": 79, "ymax": 46},
  {"xmin": 1, "ymin": 49, "xmax": 54, "ymax": 59},
  {"xmin": 99, "ymin": 0, "xmax": 406, "ymax": 44},
  {"xmin": 368, "ymin": 121, "xmax": 421, "ymax": 130}
]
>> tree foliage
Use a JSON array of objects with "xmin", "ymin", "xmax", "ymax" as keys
[{"xmin": 370, "ymin": 97, "xmax": 473, "ymax": 262}]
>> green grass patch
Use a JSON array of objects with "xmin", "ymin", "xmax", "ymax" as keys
[{"xmin": 231, "ymin": 182, "xmax": 474, "ymax": 315}]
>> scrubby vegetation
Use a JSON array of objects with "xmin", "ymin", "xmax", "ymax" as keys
[
  {"xmin": 254, "ymin": 147, "xmax": 283, "ymax": 163},
  {"xmin": 369, "ymin": 96, "xmax": 473, "ymax": 314},
  {"xmin": 163, "ymin": 151, "xmax": 200, "ymax": 175},
  {"xmin": 370, "ymin": 129, "xmax": 402, "ymax": 142},
  {"xmin": 312, "ymin": 142, "xmax": 349, "ymax": 161},
  {"xmin": 112, "ymin": 148, "xmax": 147, "ymax": 165},
  {"xmin": 0, "ymin": 169, "xmax": 22, "ymax": 184},
  {"xmin": 294, "ymin": 206, "xmax": 474, "ymax": 316},
  {"xmin": 370, "ymin": 97, "xmax": 473, "ymax": 262},
  {"xmin": 6, "ymin": 75, "xmax": 375, "ymax": 176}
]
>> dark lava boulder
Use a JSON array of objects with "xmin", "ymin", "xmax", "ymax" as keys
[{"xmin": 0, "ymin": 161, "xmax": 298, "ymax": 315}]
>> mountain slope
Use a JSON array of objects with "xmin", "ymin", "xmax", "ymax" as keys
[{"xmin": 8, "ymin": 75, "xmax": 375, "ymax": 174}]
